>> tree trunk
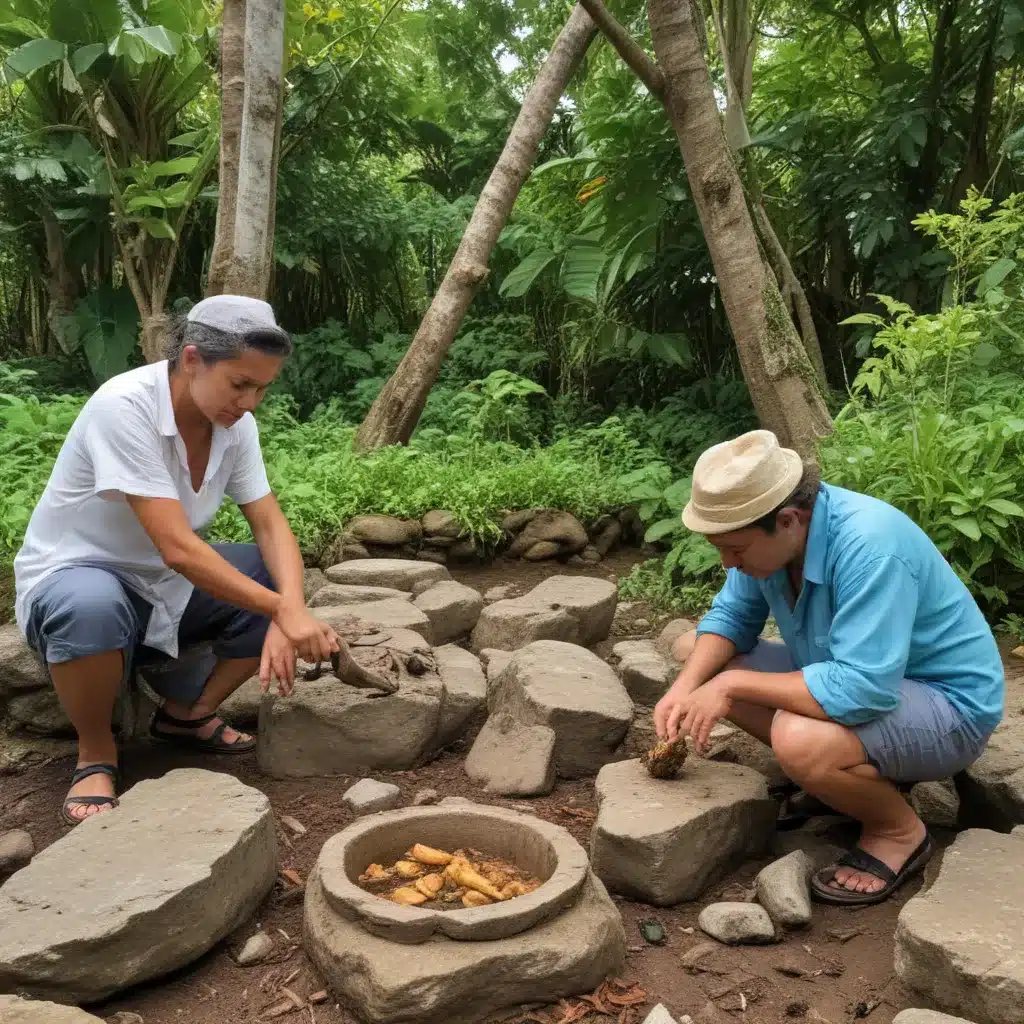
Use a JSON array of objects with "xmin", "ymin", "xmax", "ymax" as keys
[
  {"xmin": 141, "ymin": 312, "xmax": 171, "ymax": 364},
  {"xmin": 206, "ymin": 0, "xmax": 285, "ymax": 299},
  {"xmin": 647, "ymin": 0, "xmax": 831, "ymax": 456},
  {"xmin": 354, "ymin": 5, "xmax": 598, "ymax": 451},
  {"xmin": 40, "ymin": 208, "xmax": 81, "ymax": 351}
]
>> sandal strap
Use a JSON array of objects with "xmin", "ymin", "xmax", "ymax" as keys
[
  {"xmin": 836, "ymin": 847, "xmax": 897, "ymax": 884},
  {"xmin": 154, "ymin": 708, "xmax": 217, "ymax": 730},
  {"xmin": 65, "ymin": 795, "xmax": 118, "ymax": 809},
  {"xmin": 71, "ymin": 762, "xmax": 118, "ymax": 786}
]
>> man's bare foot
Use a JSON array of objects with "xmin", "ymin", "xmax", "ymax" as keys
[
  {"xmin": 831, "ymin": 819, "xmax": 928, "ymax": 894},
  {"xmin": 64, "ymin": 762, "xmax": 118, "ymax": 823},
  {"xmin": 159, "ymin": 700, "xmax": 251, "ymax": 746}
]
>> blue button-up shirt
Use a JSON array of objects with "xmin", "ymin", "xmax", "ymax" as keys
[{"xmin": 696, "ymin": 483, "xmax": 1004, "ymax": 735}]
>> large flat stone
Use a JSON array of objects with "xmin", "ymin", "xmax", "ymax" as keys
[
  {"xmin": 257, "ymin": 630, "xmax": 444, "ymax": 778},
  {"xmin": 525, "ymin": 576, "xmax": 618, "ymax": 646},
  {"xmin": 0, "ymin": 996, "xmax": 104, "ymax": 1022},
  {"xmin": 313, "ymin": 599, "xmax": 434, "ymax": 645},
  {"xmin": 304, "ymin": 870, "xmax": 625, "ymax": 1024},
  {"xmin": 489, "ymin": 641, "xmax": 633, "ymax": 778},
  {"xmin": 413, "ymin": 581, "xmax": 484, "ymax": 644},
  {"xmin": 895, "ymin": 829, "xmax": 1024, "ymax": 1024},
  {"xmin": 308, "ymin": 584, "xmax": 411, "ymax": 608},
  {"xmin": 613, "ymin": 640, "xmax": 673, "ymax": 705},
  {"xmin": 431, "ymin": 644, "xmax": 487, "ymax": 751},
  {"xmin": 892, "ymin": 1013, "xmax": 979, "ymax": 1024},
  {"xmin": 465, "ymin": 712, "xmax": 556, "ymax": 796},
  {"xmin": 590, "ymin": 758, "xmax": 776, "ymax": 906},
  {"xmin": 0, "ymin": 627, "xmax": 48, "ymax": 699},
  {"xmin": 0, "ymin": 768, "xmax": 276, "ymax": 1003},
  {"xmin": 957, "ymin": 719, "xmax": 1024, "ymax": 831},
  {"xmin": 325, "ymin": 559, "xmax": 450, "ymax": 591}
]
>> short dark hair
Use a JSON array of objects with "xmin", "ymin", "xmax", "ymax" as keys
[
  {"xmin": 750, "ymin": 463, "xmax": 822, "ymax": 534},
  {"xmin": 165, "ymin": 314, "xmax": 292, "ymax": 370}
]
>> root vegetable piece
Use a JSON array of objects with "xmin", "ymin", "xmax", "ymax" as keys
[
  {"xmin": 391, "ymin": 886, "xmax": 428, "ymax": 905},
  {"xmin": 462, "ymin": 890, "xmax": 492, "ymax": 908},
  {"xmin": 642, "ymin": 737, "xmax": 687, "ymax": 779},
  {"xmin": 415, "ymin": 873, "xmax": 445, "ymax": 898},
  {"xmin": 395, "ymin": 860, "xmax": 424, "ymax": 878},
  {"xmin": 409, "ymin": 843, "xmax": 454, "ymax": 866},
  {"xmin": 445, "ymin": 859, "xmax": 505, "ymax": 901},
  {"xmin": 500, "ymin": 881, "xmax": 528, "ymax": 899},
  {"xmin": 359, "ymin": 863, "xmax": 391, "ymax": 883},
  {"xmin": 483, "ymin": 868, "xmax": 510, "ymax": 888}
]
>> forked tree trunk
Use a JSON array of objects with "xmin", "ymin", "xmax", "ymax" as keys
[
  {"xmin": 207, "ymin": 0, "xmax": 285, "ymax": 299},
  {"xmin": 647, "ymin": 0, "xmax": 831, "ymax": 456},
  {"xmin": 354, "ymin": 4, "xmax": 598, "ymax": 451}
]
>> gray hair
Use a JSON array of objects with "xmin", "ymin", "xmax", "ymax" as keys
[{"xmin": 165, "ymin": 315, "xmax": 293, "ymax": 370}]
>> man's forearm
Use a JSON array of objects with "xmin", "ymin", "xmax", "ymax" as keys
[
  {"xmin": 717, "ymin": 669, "xmax": 830, "ymax": 720},
  {"xmin": 673, "ymin": 632, "xmax": 738, "ymax": 694}
]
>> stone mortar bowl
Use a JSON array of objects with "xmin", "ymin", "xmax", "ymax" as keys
[{"xmin": 311, "ymin": 803, "xmax": 591, "ymax": 944}]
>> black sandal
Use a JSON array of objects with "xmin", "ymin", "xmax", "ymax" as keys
[
  {"xmin": 150, "ymin": 708, "xmax": 256, "ymax": 754},
  {"xmin": 811, "ymin": 833, "xmax": 933, "ymax": 906},
  {"xmin": 61, "ymin": 762, "xmax": 119, "ymax": 827}
]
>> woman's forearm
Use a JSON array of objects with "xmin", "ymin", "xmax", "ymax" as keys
[
  {"xmin": 169, "ymin": 532, "xmax": 282, "ymax": 617},
  {"xmin": 252, "ymin": 514, "xmax": 306, "ymax": 603}
]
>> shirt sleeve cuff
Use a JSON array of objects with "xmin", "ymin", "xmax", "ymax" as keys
[{"xmin": 802, "ymin": 662, "xmax": 851, "ymax": 723}]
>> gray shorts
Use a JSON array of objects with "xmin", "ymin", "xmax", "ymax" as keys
[
  {"xmin": 735, "ymin": 640, "xmax": 992, "ymax": 783},
  {"xmin": 23, "ymin": 543, "xmax": 273, "ymax": 705}
]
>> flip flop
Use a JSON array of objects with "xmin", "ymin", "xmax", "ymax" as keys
[
  {"xmin": 811, "ymin": 833, "xmax": 933, "ymax": 906},
  {"xmin": 61, "ymin": 762, "xmax": 119, "ymax": 827},
  {"xmin": 150, "ymin": 708, "xmax": 256, "ymax": 754}
]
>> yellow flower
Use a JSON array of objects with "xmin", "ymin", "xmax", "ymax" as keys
[
  {"xmin": 327, "ymin": 8, "xmax": 342, "ymax": 20},
  {"xmin": 302, "ymin": 3, "xmax": 316, "ymax": 16}
]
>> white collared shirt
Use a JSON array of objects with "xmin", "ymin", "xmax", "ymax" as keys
[{"xmin": 13, "ymin": 360, "xmax": 271, "ymax": 657}]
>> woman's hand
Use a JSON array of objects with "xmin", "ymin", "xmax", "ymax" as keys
[
  {"xmin": 654, "ymin": 676, "xmax": 733, "ymax": 752},
  {"xmin": 260, "ymin": 623, "xmax": 297, "ymax": 697},
  {"xmin": 272, "ymin": 596, "xmax": 339, "ymax": 665}
]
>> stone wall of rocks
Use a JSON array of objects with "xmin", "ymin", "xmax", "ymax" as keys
[{"xmin": 317, "ymin": 506, "xmax": 645, "ymax": 568}]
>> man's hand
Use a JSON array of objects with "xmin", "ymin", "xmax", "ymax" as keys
[
  {"xmin": 272, "ymin": 597, "xmax": 339, "ymax": 665},
  {"xmin": 654, "ymin": 676, "xmax": 733, "ymax": 752},
  {"xmin": 260, "ymin": 623, "xmax": 297, "ymax": 697}
]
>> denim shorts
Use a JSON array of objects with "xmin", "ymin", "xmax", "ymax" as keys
[
  {"xmin": 23, "ymin": 543, "xmax": 273, "ymax": 704},
  {"xmin": 735, "ymin": 640, "xmax": 993, "ymax": 783}
]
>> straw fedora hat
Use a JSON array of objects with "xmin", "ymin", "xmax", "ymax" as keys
[{"xmin": 682, "ymin": 430, "xmax": 804, "ymax": 535}]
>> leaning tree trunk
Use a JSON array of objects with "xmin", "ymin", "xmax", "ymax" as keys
[
  {"xmin": 354, "ymin": 4, "xmax": 598, "ymax": 451},
  {"xmin": 207, "ymin": 0, "xmax": 285, "ymax": 299},
  {"xmin": 647, "ymin": 0, "xmax": 831, "ymax": 456}
]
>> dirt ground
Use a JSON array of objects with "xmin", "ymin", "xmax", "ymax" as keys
[{"xmin": 1, "ymin": 551, "xmax": 1020, "ymax": 1024}]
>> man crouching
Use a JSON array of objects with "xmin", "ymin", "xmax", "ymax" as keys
[{"xmin": 653, "ymin": 430, "xmax": 1004, "ymax": 906}]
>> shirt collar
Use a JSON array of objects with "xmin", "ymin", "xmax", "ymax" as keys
[{"xmin": 802, "ymin": 484, "xmax": 831, "ymax": 585}]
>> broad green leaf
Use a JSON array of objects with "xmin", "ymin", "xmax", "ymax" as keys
[
  {"xmin": 499, "ymin": 248, "xmax": 557, "ymax": 298},
  {"xmin": 977, "ymin": 258, "xmax": 1016, "ymax": 296},
  {"xmin": 646, "ymin": 333, "xmax": 691, "ymax": 367},
  {"xmin": 951, "ymin": 517, "xmax": 982, "ymax": 542},
  {"xmin": 644, "ymin": 518, "xmax": 681, "ymax": 543},
  {"xmin": 898, "ymin": 131, "xmax": 919, "ymax": 167},
  {"xmin": 530, "ymin": 154, "xmax": 596, "ymax": 177},
  {"xmin": 3, "ymin": 36, "xmax": 65, "ymax": 78},
  {"xmin": 67, "ymin": 285, "xmax": 140, "ymax": 382},
  {"xmin": 133, "ymin": 25, "xmax": 181, "ymax": 56},
  {"xmin": 71, "ymin": 42, "xmax": 105, "ymax": 74},
  {"xmin": 561, "ymin": 245, "xmax": 606, "ymax": 304},
  {"xmin": 168, "ymin": 130, "xmax": 204, "ymax": 147},
  {"xmin": 972, "ymin": 342, "xmax": 1000, "ymax": 367},
  {"xmin": 148, "ymin": 156, "xmax": 200, "ymax": 177},
  {"xmin": 139, "ymin": 217, "xmax": 176, "ymax": 239},
  {"xmin": 986, "ymin": 499, "xmax": 1024, "ymax": 517}
]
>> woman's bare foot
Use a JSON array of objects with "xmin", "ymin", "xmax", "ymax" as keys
[{"xmin": 831, "ymin": 818, "xmax": 928, "ymax": 894}]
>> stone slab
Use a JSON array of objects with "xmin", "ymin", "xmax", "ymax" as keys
[
  {"xmin": 325, "ymin": 559, "xmax": 450, "ymax": 591},
  {"xmin": 525, "ymin": 576, "xmax": 618, "ymax": 646},
  {"xmin": 431, "ymin": 644, "xmax": 487, "ymax": 751},
  {"xmin": 313, "ymin": 598, "xmax": 434, "ymax": 645},
  {"xmin": 308, "ymin": 584, "xmax": 411, "ymax": 608},
  {"xmin": 0, "ymin": 769, "xmax": 276, "ymax": 1003},
  {"xmin": 613, "ymin": 640, "xmax": 673, "ymax": 705},
  {"xmin": 910, "ymin": 780, "xmax": 960, "ymax": 829},
  {"xmin": 465, "ymin": 712, "xmax": 556, "ymax": 796},
  {"xmin": 413, "ymin": 581, "xmax": 484, "ymax": 644},
  {"xmin": 590, "ymin": 758, "xmax": 776, "ymax": 906},
  {"xmin": 343, "ymin": 779, "xmax": 402, "ymax": 815},
  {"xmin": 0, "ymin": 830, "xmax": 33, "ymax": 879},
  {"xmin": 304, "ymin": 870, "xmax": 625, "ymax": 1024},
  {"xmin": 698, "ymin": 902, "xmax": 776, "ymax": 945},
  {"xmin": 896, "ymin": 828, "xmax": 1024, "ymax": 1024},
  {"xmin": 957, "ymin": 719, "xmax": 1024, "ymax": 830},
  {"xmin": 892, "ymin": 1013, "xmax": 979, "ymax": 1024},
  {"xmin": 489, "ymin": 641, "xmax": 633, "ymax": 778},
  {"xmin": 0, "ymin": 626, "xmax": 48, "ymax": 699},
  {"xmin": 0, "ymin": 997, "xmax": 105, "ymax": 1023},
  {"xmin": 472, "ymin": 599, "xmax": 579, "ymax": 651}
]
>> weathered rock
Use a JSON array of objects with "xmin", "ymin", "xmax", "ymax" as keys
[
  {"xmin": 257, "ymin": 629, "xmax": 443, "ymax": 778},
  {"xmin": 590, "ymin": 758, "xmax": 776, "ymax": 906},
  {"xmin": 343, "ymin": 779, "xmax": 402, "ymax": 815},
  {"xmin": 755, "ymin": 850, "xmax": 813, "ymax": 928},
  {"xmin": 655, "ymin": 618, "xmax": 696, "ymax": 661},
  {"xmin": 522, "ymin": 540, "xmax": 562, "ymax": 561},
  {"xmin": 896, "ymin": 828, "xmax": 1024, "ymax": 1024},
  {"xmin": 472, "ymin": 575, "xmax": 617, "ymax": 651},
  {"xmin": 431, "ymin": 644, "xmax": 487, "ymax": 750},
  {"xmin": 484, "ymin": 585, "xmax": 514, "ymax": 603},
  {"xmin": 416, "ymin": 548, "xmax": 448, "ymax": 564},
  {"xmin": 771, "ymin": 829, "xmax": 845, "ymax": 872},
  {"xmin": 957, "ymin": 718, "xmax": 1024, "ymax": 830},
  {"xmin": 304, "ymin": 567, "xmax": 327, "ymax": 602},
  {"xmin": 236, "ymin": 931, "xmax": 274, "ymax": 966},
  {"xmin": 593, "ymin": 520, "xmax": 622, "ymax": 556},
  {"xmin": 305, "ymin": 869, "xmax": 626, "ymax": 1024},
  {"xmin": 340, "ymin": 540, "xmax": 370, "ymax": 560},
  {"xmin": 613, "ymin": 640, "xmax": 673, "ymax": 705},
  {"xmin": 489, "ymin": 641, "xmax": 633, "ymax": 778},
  {"xmin": 422, "ymin": 510, "xmax": 463, "ymax": 539},
  {"xmin": 4, "ymin": 688, "xmax": 72, "ymax": 735},
  {"xmin": 0, "ymin": 830, "xmax": 33, "ymax": 878},
  {"xmin": 313, "ymin": 598, "xmax": 434, "ymax": 645},
  {"xmin": 911, "ymin": 780, "xmax": 960, "ymax": 829},
  {"xmin": 447, "ymin": 538, "xmax": 479, "ymax": 560},
  {"xmin": 698, "ymin": 903, "xmax": 776, "ymax": 945},
  {"xmin": 643, "ymin": 1006, "xmax": 679, "ymax": 1024},
  {"xmin": 0, "ymin": 734, "xmax": 77, "ymax": 773},
  {"xmin": 346, "ymin": 515, "xmax": 422, "ymax": 547},
  {"xmin": 508, "ymin": 510, "xmax": 588, "ymax": 558},
  {"xmin": 0, "ymin": 626, "xmax": 49, "ymax": 699},
  {"xmin": 0, "ymin": 996, "xmax": 105, "ymax": 1023},
  {"xmin": 325, "ymin": 559, "xmax": 450, "ymax": 591},
  {"xmin": 308, "ymin": 583, "xmax": 411, "ymax": 608},
  {"xmin": 465, "ymin": 712, "xmax": 556, "ymax": 796},
  {"xmin": 0, "ymin": 769, "xmax": 276, "ymax": 1003},
  {"xmin": 892, "ymin": 1012, "xmax": 979, "ymax": 1024},
  {"xmin": 413, "ymin": 581, "xmax": 484, "ymax": 644},
  {"xmin": 412, "ymin": 788, "xmax": 440, "ymax": 806},
  {"xmin": 708, "ymin": 730, "xmax": 788, "ymax": 786},
  {"xmin": 502, "ymin": 509, "xmax": 541, "ymax": 534},
  {"xmin": 219, "ymin": 675, "xmax": 264, "ymax": 728},
  {"xmin": 480, "ymin": 648, "xmax": 514, "ymax": 679}
]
